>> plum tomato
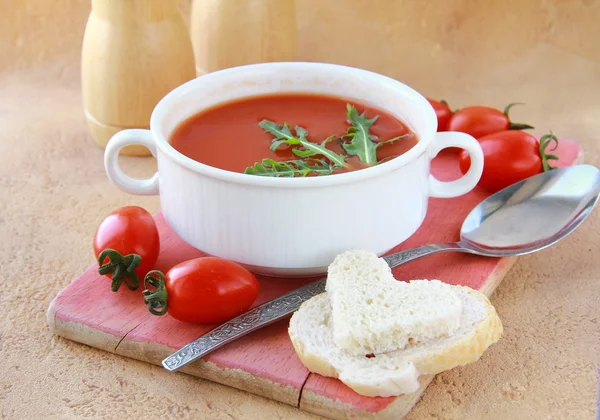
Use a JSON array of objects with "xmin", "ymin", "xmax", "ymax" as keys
[
  {"xmin": 93, "ymin": 206, "xmax": 160, "ymax": 292},
  {"xmin": 143, "ymin": 257, "xmax": 260, "ymax": 324},
  {"xmin": 458, "ymin": 131, "xmax": 559, "ymax": 193},
  {"xmin": 427, "ymin": 98, "xmax": 453, "ymax": 132},
  {"xmin": 448, "ymin": 103, "xmax": 534, "ymax": 139}
]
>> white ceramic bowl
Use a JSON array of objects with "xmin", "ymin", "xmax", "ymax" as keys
[{"xmin": 104, "ymin": 62, "xmax": 483, "ymax": 277}]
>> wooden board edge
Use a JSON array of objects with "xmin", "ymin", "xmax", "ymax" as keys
[
  {"xmin": 300, "ymin": 376, "xmax": 433, "ymax": 420},
  {"xmin": 298, "ymin": 256, "xmax": 519, "ymax": 419},
  {"xmin": 51, "ymin": 316, "xmax": 124, "ymax": 354},
  {"xmin": 46, "ymin": 295, "xmax": 59, "ymax": 335},
  {"xmin": 575, "ymin": 147, "xmax": 585, "ymax": 164},
  {"xmin": 48, "ymin": 295, "xmax": 303, "ymax": 407},
  {"xmin": 479, "ymin": 256, "xmax": 518, "ymax": 297},
  {"xmin": 115, "ymin": 337, "xmax": 302, "ymax": 407},
  {"xmin": 47, "ymin": 295, "xmax": 124, "ymax": 353}
]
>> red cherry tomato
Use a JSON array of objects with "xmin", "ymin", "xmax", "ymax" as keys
[
  {"xmin": 448, "ymin": 103, "xmax": 533, "ymax": 138},
  {"xmin": 93, "ymin": 206, "xmax": 160, "ymax": 292},
  {"xmin": 143, "ymin": 257, "xmax": 260, "ymax": 324},
  {"xmin": 458, "ymin": 131, "xmax": 559, "ymax": 193},
  {"xmin": 427, "ymin": 99, "xmax": 452, "ymax": 131}
]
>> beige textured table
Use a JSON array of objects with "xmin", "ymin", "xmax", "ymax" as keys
[{"xmin": 1, "ymin": 1, "xmax": 598, "ymax": 419}]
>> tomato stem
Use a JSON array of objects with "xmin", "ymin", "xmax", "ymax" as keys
[
  {"xmin": 509, "ymin": 122, "xmax": 535, "ymax": 130},
  {"xmin": 539, "ymin": 132, "xmax": 560, "ymax": 172},
  {"xmin": 503, "ymin": 102, "xmax": 523, "ymax": 116},
  {"xmin": 143, "ymin": 270, "xmax": 168, "ymax": 316},
  {"xmin": 439, "ymin": 99, "xmax": 460, "ymax": 114},
  {"xmin": 504, "ymin": 102, "xmax": 535, "ymax": 131},
  {"xmin": 97, "ymin": 249, "xmax": 141, "ymax": 292}
]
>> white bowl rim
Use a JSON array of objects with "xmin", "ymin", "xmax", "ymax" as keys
[{"xmin": 150, "ymin": 61, "xmax": 437, "ymax": 188}]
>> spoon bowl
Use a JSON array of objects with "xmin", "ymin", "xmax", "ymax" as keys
[
  {"xmin": 383, "ymin": 164, "xmax": 600, "ymax": 267},
  {"xmin": 459, "ymin": 164, "xmax": 600, "ymax": 256}
]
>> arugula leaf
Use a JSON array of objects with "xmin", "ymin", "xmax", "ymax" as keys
[
  {"xmin": 343, "ymin": 104, "xmax": 379, "ymax": 165},
  {"xmin": 247, "ymin": 105, "xmax": 408, "ymax": 178},
  {"xmin": 376, "ymin": 134, "xmax": 409, "ymax": 149},
  {"xmin": 259, "ymin": 120, "xmax": 348, "ymax": 168},
  {"xmin": 244, "ymin": 158, "xmax": 337, "ymax": 177}
]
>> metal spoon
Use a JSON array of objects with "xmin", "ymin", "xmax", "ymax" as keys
[{"xmin": 162, "ymin": 164, "xmax": 600, "ymax": 372}]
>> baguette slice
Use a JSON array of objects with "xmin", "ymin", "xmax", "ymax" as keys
[
  {"xmin": 326, "ymin": 250, "xmax": 464, "ymax": 356},
  {"xmin": 288, "ymin": 285, "xmax": 503, "ymax": 398}
]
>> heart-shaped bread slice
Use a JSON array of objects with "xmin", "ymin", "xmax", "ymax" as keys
[
  {"xmin": 325, "ymin": 250, "xmax": 463, "ymax": 356},
  {"xmin": 288, "ymin": 285, "xmax": 502, "ymax": 397}
]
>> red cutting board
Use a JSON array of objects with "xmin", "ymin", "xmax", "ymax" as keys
[{"xmin": 47, "ymin": 138, "xmax": 583, "ymax": 420}]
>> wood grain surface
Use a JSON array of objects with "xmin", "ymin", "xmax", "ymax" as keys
[
  {"xmin": 190, "ymin": 0, "xmax": 297, "ymax": 76},
  {"xmin": 81, "ymin": 0, "xmax": 196, "ymax": 154},
  {"xmin": 47, "ymin": 138, "xmax": 583, "ymax": 419}
]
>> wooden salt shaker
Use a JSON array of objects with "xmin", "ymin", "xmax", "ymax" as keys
[
  {"xmin": 190, "ymin": 0, "xmax": 298, "ymax": 76},
  {"xmin": 81, "ymin": 0, "xmax": 196, "ymax": 156}
]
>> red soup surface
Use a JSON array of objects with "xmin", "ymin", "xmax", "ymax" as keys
[{"xmin": 169, "ymin": 93, "xmax": 418, "ymax": 176}]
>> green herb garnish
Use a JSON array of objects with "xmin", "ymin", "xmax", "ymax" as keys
[
  {"xmin": 259, "ymin": 121, "xmax": 348, "ymax": 168},
  {"xmin": 342, "ymin": 104, "xmax": 409, "ymax": 165},
  {"xmin": 245, "ymin": 104, "xmax": 409, "ymax": 177},
  {"xmin": 342, "ymin": 105, "xmax": 379, "ymax": 165},
  {"xmin": 244, "ymin": 158, "xmax": 337, "ymax": 177}
]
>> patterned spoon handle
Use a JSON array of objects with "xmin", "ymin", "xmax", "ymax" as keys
[{"xmin": 162, "ymin": 279, "xmax": 327, "ymax": 372}]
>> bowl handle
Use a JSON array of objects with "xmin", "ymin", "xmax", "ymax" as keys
[
  {"xmin": 104, "ymin": 129, "xmax": 159, "ymax": 196},
  {"xmin": 428, "ymin": 131, "xmax": 484, "ymax": 198}
]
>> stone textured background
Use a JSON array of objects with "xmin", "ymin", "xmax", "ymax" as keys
[{"xmin": 1, "ymin": 0, "xmax": 598, "ymax": 419}]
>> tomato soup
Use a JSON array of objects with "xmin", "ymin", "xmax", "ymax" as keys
[{"xmin": 169, "ymin": 93, "xmax": 418, "ymax": 176}]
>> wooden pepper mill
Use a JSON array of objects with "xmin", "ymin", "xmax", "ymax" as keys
[
  {"xmin": 190, "ymin": 0, "xmax": 298, "ymax": 76},
  {"xmin": 81, "ymin": 0, "xmax": 196, "ymax": 156}
]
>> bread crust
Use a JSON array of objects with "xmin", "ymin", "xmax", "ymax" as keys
[{"xmin": 288, "ymin": 286, "xmax": 503, "ymax": 398}]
